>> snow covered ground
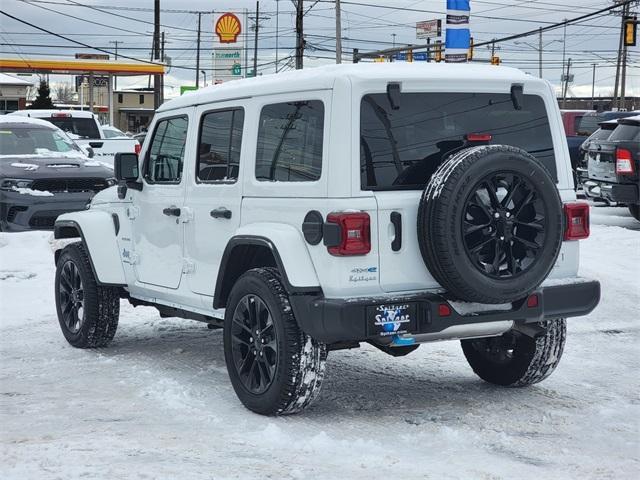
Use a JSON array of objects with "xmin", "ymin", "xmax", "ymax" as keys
[{"xmin": 1, "ymin": 205, "xmax": 638, "ymax": 480}]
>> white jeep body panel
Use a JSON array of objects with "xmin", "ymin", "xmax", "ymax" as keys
[
  {"xmin": 56, "ymin": 208, "xmax": 126, "ymax": 285},
  {"xmin": 53, "ymin": 63, "xmax": 582, "ymax": 317}
]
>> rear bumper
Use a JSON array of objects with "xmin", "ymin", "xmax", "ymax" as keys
[
  {"xmin": 290, "ymin": 280, "xmax": 601, "ymax": 344},
  {"xmin": 0, "ymin": 189, "xmax": 92, "ymax": 232},
  {"xmin": 582, "ymin": 178, "xmax": 639, "ymax": 204}
]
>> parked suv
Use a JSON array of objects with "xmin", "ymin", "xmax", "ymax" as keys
[
  {"xmin": 584, "ymin": 115, "xmax": 640, "ymax": 220},
  {"xmin": 0, "ymin": 116, "xmax": 116, "ymax": 231},
  {"xmin": 52, "ymin": 64, "xmax": 600, "ymax": 415}
]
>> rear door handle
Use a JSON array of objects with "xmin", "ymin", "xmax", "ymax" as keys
[
  {"xmin": 162, "ymin": 206, "xmax": 181, "ymax": 217},
  {"xmin": 210, "ymin": 207, "xmax": 232, "ymax": 219}
]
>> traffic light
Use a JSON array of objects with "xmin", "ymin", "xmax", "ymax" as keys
[
  {"xmin": 624, "ymin": 17, "xmax": 637, "ymax": 47},
  {"xmin": 434, "ymin": 41, "xmax": 443, "ymax": 63},
  {"xmin": 491, "ymin": 56, "xmax": 501, "ymax": 65},
  {"xmin": 468, "ymin": 37, "xmax": 474, "ymax": 61}
]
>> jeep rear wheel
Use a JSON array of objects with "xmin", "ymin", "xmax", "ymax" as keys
[
  {"xmin": 461, "ymin": 319, "xmax": 566, "ymax": 386},
  {"xmin": 223, "ymin": 268, "xmax": 327, "ymax": 415},
  {"xmin": 418, "ymin": 145, "xmax": 563, "ymax": 304},
  {"xmin": 55, "ymin": 242, "xmax": 120, "ymax": 348}
]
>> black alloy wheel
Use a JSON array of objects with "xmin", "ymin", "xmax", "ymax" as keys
[
  {"xmin": 463, "ymin": 172, "xmax": 547, "ymax": 279},
  {"xmin": 230, "ymin": 294, "xmax": 278, "ymax": 395},
  {"xmin": 58, "ymin": 260, "xmax": 85, "ymax": 334}
]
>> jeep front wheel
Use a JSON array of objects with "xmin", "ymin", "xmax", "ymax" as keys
[
  {"xmin": 223, "ymin": 268, "xmax": 327, "ymax": 415},
  {"xmin": 55, "ymin": 242, "xmax": 120, "ymax": 348},
  {"xmin": 461, "ymin": 318, "xmax": 566, "ymax": 387}
]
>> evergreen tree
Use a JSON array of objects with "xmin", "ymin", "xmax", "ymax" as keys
[{"xmin": 29, "ymin": 80, "xmax": 55, "ymax": 109}]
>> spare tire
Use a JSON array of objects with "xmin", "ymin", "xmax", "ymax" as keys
[{"xmin": 418, "ymin": 145, "xmax": 563, "ymax": 304}]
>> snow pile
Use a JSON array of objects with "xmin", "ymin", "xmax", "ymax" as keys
[
  {"xmin": 11, "ymin": 187, "xmax": 54, "ymax": 197},
  {"xmin": 9, "ymin": 163, "xmax": 39, "ymax": 171}
]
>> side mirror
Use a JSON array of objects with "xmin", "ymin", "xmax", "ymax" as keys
[
  {"xmin": 114, "ymin": 152, "xmax": 139, "ymax": 181},
  {"xmin": 114, "ymin": 152, "xmax": 142, "ymax": 199}
]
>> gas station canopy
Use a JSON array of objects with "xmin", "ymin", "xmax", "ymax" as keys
[{"xmin": 0, "ymin": 57, "xmax": 164, "ymax": 76}]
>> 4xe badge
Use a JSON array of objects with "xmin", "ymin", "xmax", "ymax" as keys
[{"xmin": 374, "ymin": 304, "xmax": 411, "ymax": 336}]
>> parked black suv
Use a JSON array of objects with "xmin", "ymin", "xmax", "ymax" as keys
[
  {"xmin": 0, "ymin": 117, "xmax": 116, "ymax": 231},
  {"xmin": 584, "ymin": 115, "xmax": 640, "ymax": 221}
]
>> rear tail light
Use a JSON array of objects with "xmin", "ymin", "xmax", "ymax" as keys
[
  {"xmin": 615, "ymin": 148, "xmax": 635, "ymax": 175},
  {"xmin": 527, "ymin": 294, "xmax": 539, "ymax": 308},
  {"xmin": 564, "ymin": 202, "xmax": 590, "ymax": 241},
  {"xmin": 134, "ymin": 143, "xmax": 142, "ymax": 155},
  {"xmin": 438, "ymin": 304, "xmax": 452, "ymax": 317},
  {"xmin": 466, "ymin": 133, "xmax": 493, "ymax": 142},
  {"xmin": 325, "ymin": 212, "xmax": 371, "ymax": 256}
]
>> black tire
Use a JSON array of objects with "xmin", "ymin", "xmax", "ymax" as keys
[
  {"xmin": 461, "ymin": 319, "xmax": 566, "ymax": 387},
  {"xmin": 55, "ymin": 242, "xmax": 120, "ymax": 348},
  {"xmin": 223, "ymin": 267, "xmax": 327, "ymax": 415},
  {"xmin": 418, "ymin": 145, "xmax": 563, "ymax": 304},
  {"xmin": 629, "ymin": 204, "xmax": 640, "ymax": 222}
]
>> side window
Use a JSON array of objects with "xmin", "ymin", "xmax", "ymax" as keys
[
  {"xmin": 144, "ymin": 116, "xmax": 188, "ymax": 184},
  {"xmin": 197, "ymin": 108, "xmax": 244, "ymax": 182},
  {"xmin": 255, "ymin": 100, "xmax": 324, "ymax": 182}
]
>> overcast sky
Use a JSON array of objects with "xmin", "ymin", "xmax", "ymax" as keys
[{"xmin": 1, "ymin": 0, "xmax": 637, "ymax": 99}]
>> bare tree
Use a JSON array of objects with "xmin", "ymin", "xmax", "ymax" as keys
[{"xmin": 53, "ymin": 83, "xmax": 76, "ymax": 104}]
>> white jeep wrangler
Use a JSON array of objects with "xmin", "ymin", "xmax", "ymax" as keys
[{"xmin": 53, "ymin": 64, "xmax": 600, "ymax": 415}]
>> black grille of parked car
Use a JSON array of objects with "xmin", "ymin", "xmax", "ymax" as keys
[{"xmin": 31, "ymin": 178, "xmax": 109, "ymax": 193}]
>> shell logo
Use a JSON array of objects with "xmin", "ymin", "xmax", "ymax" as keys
[{"xmin": 215, "ymin": 13, "xmax": 242, "ymax": 44}]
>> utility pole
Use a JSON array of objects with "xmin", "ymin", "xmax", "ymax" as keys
[
  {"xmin": 612, "ymin": 1, "xmax": 627, "ymax": 110},
  {"xmin": 592, "ymin": 63, "xmax": 597, "ymax": 105},
  {"xmin": 196, "ymin": 12, "xmax": 201, "ymax": 88},
  {"xmin": 538, "ymin": 27, "xmax": 543, "ymax": 78},
  {"xmin": 254, "ymin": 1, "xmax": 259, "ymax": 76},
  {"xmin": 561, "ymin": 21, "xmax": 567, "ymax": 108},
  {"xmin": 249, "ymin": 4, "xmax": 270, "ymax": 77},
  {"xmin": 275, "ymin": 0, "xmax": 279, "ymax": 72},
  {"xmin": 109, "ymin": 40, "xmax": 119, "ymax": 90},
  {"xmin": 619, "ymin": 2, "xmax": 630, "ymax": 110},
  {"xmin": 153, "ymin": 0, "xmax": 161, "ymax": 109},
  {"xmin": 295, "ymin": 1, "xmax": 304, "ymax": 69},
  {"xmin": 335, "ymin": 0, "xmax": 342, "ymax": 64},
  {"xmin": 160, "ymin": 31, "xmax": 165, "ymax": 104},
  {"xmin": 562, "ymin": 58, "xmax": 572, "ymax": 108}
]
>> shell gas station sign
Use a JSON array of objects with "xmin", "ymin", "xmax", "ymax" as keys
[
  {"xmin": 212, "ymin": 12, "xmax": 245, "ymax": 83},
  {"xmin": 215, "ymin": 13, "xmax": 242, "ymax": 44}
]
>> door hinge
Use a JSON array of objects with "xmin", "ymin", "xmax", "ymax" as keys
[
  {"xmin": 180, "ymin": 207, "xmax": 194, "ymax": 223},
  {"xmin": 182, "ymin": 258, "xmax": 196, "ymax": 274},
  {"xmin": 127, "ymin": 206, "xmax": 140, "ymax": 220}
]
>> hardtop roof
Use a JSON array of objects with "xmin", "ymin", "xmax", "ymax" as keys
[{"xmin": 158, "ymin": 63, "xmax": 537, "ymax": 113}]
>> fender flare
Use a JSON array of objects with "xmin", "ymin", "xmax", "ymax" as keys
[
  {"xmin": 213, "ymin": 224, "xmax": 321, "ymax": 308},
  {"xmin": 54, "ymin": 210, "xmax": 126, "ymax": 286}
]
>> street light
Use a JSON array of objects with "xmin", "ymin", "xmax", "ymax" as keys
[
  {"xmin": 201, "ymin": 70, "xmax": 207, "ymax": 87},
  {"xmin": 515, "ymin": 31, "xmax": 563, "ymax": 78}
]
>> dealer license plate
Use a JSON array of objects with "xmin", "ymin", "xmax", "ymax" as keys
[{"xmin": 367, "ymin": 303, "xmax": 417, "ymax": 337}]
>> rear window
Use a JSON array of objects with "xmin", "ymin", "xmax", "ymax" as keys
[
  {"xmin": 47, "ymin": 117, "xmax": 100, "ymax": 139},
  {"xmin": 588, "ymin": 127, "xmax": 615, "ymax": 143},
  {"xmin": 360, "ymin": 92, "xmax": 557, "ymax": 190},
  {"xmin": 609, "ymin": 124, "xmax": 640, "ymax": 142},
  {"xmin": 576, "ymin": 115, "xmax": 602, "ymax": 136}
]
